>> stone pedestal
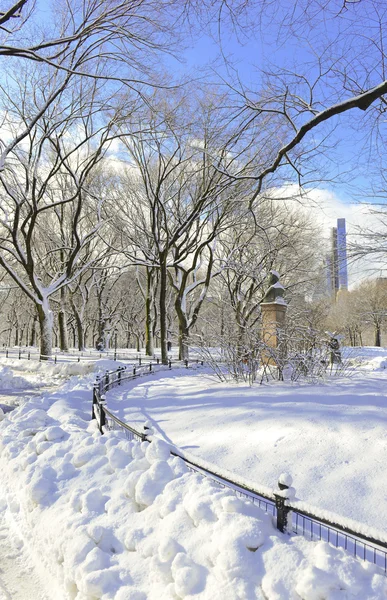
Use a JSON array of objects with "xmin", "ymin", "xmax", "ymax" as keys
[{"xmin": 260, "ymin": 302, "xmax": 287, "ymax": 366}]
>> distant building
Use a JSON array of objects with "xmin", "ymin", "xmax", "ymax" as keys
[
  {"xmin": 337, "ymin": 218, "xmax": 348, "ymax": 291},
  {"xmin": 327, "ymin": 218, "xmax": 348, "ymax": 299}
]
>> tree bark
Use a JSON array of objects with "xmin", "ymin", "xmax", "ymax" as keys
[
  {"xmin": 58, "ymin": 287, "xmax": 69, "ymax": 351},
  {"xmin": 175, "ymin": 297, "xmax": 190, "ymax": 361},
  {"xmin": 71, "ymin": 303, "xmax": 85, "ymax": 351},
  {"xmin": 375, "ymin": 323, "xmax": 381, "ymax": 347},
  {"xmin": 178, "ymin": 322, "xmax": 189, "ymax": 361},
  {"xmin": 37, "ymin": 302, "xmax": 53, "ymax": 359},
  {"xmin": 159, "ymin": 258, "xmax": 168, "ymax": 364},
  {"xmin": 30, "ymin": 315, "xmax": 38, "ymax": 346},
  {"xmin": 97, "ymin": 319, "xmax": 109, "ymax": 350},
  {"xmin": 58, "ymin": 311, "xmax": 69, "ymax": 351},
  {"xmin": 145, "ymin": 269, "xmax": 155, "ymax": 356}
]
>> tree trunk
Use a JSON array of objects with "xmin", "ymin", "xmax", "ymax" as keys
[
  {"xmin": 96, "ymin": 297, "xmax": 106, "ymax": 350},
  {"xmin": 145, "ymin": 297, "xmax": 154, "ymax": 355},
  {"xmin": 145, "ymin": 269, "xmax": 155, "ymax": 356},
  {"xmin": 37, "ymin": 302, "xmax": 53, "ymax": 360},
  {"xmin": 374, "ymin": 323, "xmax": 381, "ymax": 347},
  {"xmin": 72, "ymin": 304, "xmax": 85, "ymax": 351},
  {"xmin": 235, "ymin": 304, "xmax": 246, "ymax": 360},
  {"xmin": 159, "ymin": 259, "xmax": 168, "ymax": 364},
  {"xmin": 175, "ymin": 299, "xmax": 190, "ymax": 361},
  {"xmin": 58, "ymin": 287, "xmax": 69, "ymax": 351},
  {"xmin": 134, "ymin": 334, "xmax": 141, "ymax": 352},
  {"xmin": 58, "ymin": 311, "xmax": 69, "ymax": 351},
  {"xmin": 178, "ymin": 322, "xmax": 189, "ymax": 361},
  {"xmin": 30, "ymin": 315, "xmax": 38, "ymax": 346}
]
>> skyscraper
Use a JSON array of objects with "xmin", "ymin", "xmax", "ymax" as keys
[
  {"xmin": 327, "ymin": 218, "xmax": 348, "ymax": 298},
  {"xmin": 337, "ymin": 218, "xmax": 348, "ymax": 291}
]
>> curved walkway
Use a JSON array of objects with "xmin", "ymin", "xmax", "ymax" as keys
[{"xmin": 0, "ymin": 512, "xmax": 61, "ymax": 600}]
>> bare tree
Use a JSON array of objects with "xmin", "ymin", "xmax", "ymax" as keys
[
  {"xmin": 216, "ymin": 199, "xmax": 321, "ymax": 351},
  {"xmin": 114, "ymin": 93, "xmax": 256, "ymax": 362},
  {"xmin": 0, "ymin": 0, "xmax": 185, "ymax": 171},
  {"xmin": 135, "ymin": 265, "xmax": 158, "ymax": 356},
  {"xmin": 0, "ymin": 74, "xmax": 122, "ymax": 357},
  {"xmin": 210, "ymin": 1, "xmax": 387, "ymax": 204}
]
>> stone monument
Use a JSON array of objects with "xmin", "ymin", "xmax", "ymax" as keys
[{"xmin": 260, "ymin": 270, "xmax": 287, "ymax": 367}]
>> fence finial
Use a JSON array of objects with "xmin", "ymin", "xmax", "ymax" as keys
[
  {"xmin": 274, "ymin": 473, "xmax": 295, "ymax": 533},
  {"xmin": 143, "ymin": 421, "xmax": 153, "ymax": 438}
]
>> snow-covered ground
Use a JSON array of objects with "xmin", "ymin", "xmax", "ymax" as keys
[
  {"xmin": 0, "ymin": 350, "xmax": 386, "ymax": 598},
  {"xmin": 106, "ymin": 347, "xmax": 387, "ymax": 534}
]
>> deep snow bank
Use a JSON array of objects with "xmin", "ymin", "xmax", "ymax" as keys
[
  {"xmin": 0, "ymin": 371, "xmax": 386, "ymax": 599},
  {"xmin": 0, "ymin": 364, "xmax": 40, "ymax": 390}
]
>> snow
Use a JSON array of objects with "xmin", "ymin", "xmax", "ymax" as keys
[
  {"xmin": 0, "ymin": 510, "xmax": 60, "ymax": 600},
  {"xmin": 278, "ymin": 472, "xmax": 293, "ymax": 487},
  {"xmin": 106, "ymin": 351, "xmax": 387, "ymax": 533},
  {"xmin": 0, "ymin": 351, "xmax": 386, "ymax": 598},
  {"xmin": 0, "ymin": 365, "xmax": 39, "ymax": 390}
]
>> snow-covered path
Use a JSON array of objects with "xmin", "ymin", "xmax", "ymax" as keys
[
  {"xmin": 0, "ymin": 512, "xmax": 58, "ymax": 600},
  {"xmin": 0, "ymin": 363, "xmax": 70, "ymax": 599}
]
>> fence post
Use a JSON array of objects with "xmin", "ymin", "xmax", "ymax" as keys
[
  {"xmin": 133, "ymin": 366, "xmax": 136, "ymax": 376},
  {"xmin": 143, "ymin": 421, "xmax": 153, "ymax": 441},
  {"xmin": 54, "ymin": 354, "xmax": 57, "ymax": 364},
  {"xmin": 18, "ymin": 348, "xmax": 21, "ymax": 359},
  {"xmin": 169, "ymin": 360, "xmax": 172, "ymax": 369},
  {"xmin": 184, "ymin": 359, "xmax": 188, "ymax": 368},
  {"xmin": 99, "ymin": 395, "xmax": 106, "ymax": 433},
  {"xmin": 5, "ymin": 349, "xmax": 8, "ymax": 358},
  {"xmin": 157, "ymin": 357, "xmax": 160, "ymax": 365},
  {"xmin": 105, "ymin": 370, "xmax": 110, "ymax": 389},
  {"xmin": 274, "ymin": 474, "xmax": 293, "ymax": 533},
  {"xmin": 118, "ymin": 367, "xmax": 122, "ymax": 385},
  {"xmin": 28, "ymin": 352, "xmax": 30, "ymax": 360},
  {"xmin": 149, "ymin": 362, "xmax": 152, "ymax": 372},
  {"xmin": 138, "ymin": 356, "xmax": 142, "ymax": 366},
  {"xmin": 92, "ymin": 385, "xmax": 98, "ymax": 420}
]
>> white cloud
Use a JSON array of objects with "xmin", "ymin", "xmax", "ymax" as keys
[{"xmin": 266, "ymin": 184, "xmax": 386, "ymax": 288}]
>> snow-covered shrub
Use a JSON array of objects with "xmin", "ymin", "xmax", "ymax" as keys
[{"xmin": 193, "ymin": 324, "xmax": 355, "ymax": 384}]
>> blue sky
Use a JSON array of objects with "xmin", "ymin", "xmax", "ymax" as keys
[
  {"xmin": 164, "ymin": 3, "xmax": 387, "ymax": 285},
  {"xmin": 32, "ymin": 0, "xmax": 376, "ymax": 205},
  {"xmin": 168, "ymin": 0, "xmax": 385, "ymax": 213},
  {"xmin": 31, "ymin": 0, "xmax": 385, "ymax": 231}
]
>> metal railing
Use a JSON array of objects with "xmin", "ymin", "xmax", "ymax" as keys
[
  {"xmin": 0, "ymin": 347, "xmax": 174, "ymax": 364},
  {"xmin": 91, "ymin": 363, "xmax": 387, "ymax": 573}
]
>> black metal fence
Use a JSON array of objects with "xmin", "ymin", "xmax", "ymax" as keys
[
  {"xmin": 0, "ymin": 347, "xmax": 181, "ymax": 364},
  {"xmin": 92, "ymin": 363, "xmax": 387, "ymax": 573}
]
